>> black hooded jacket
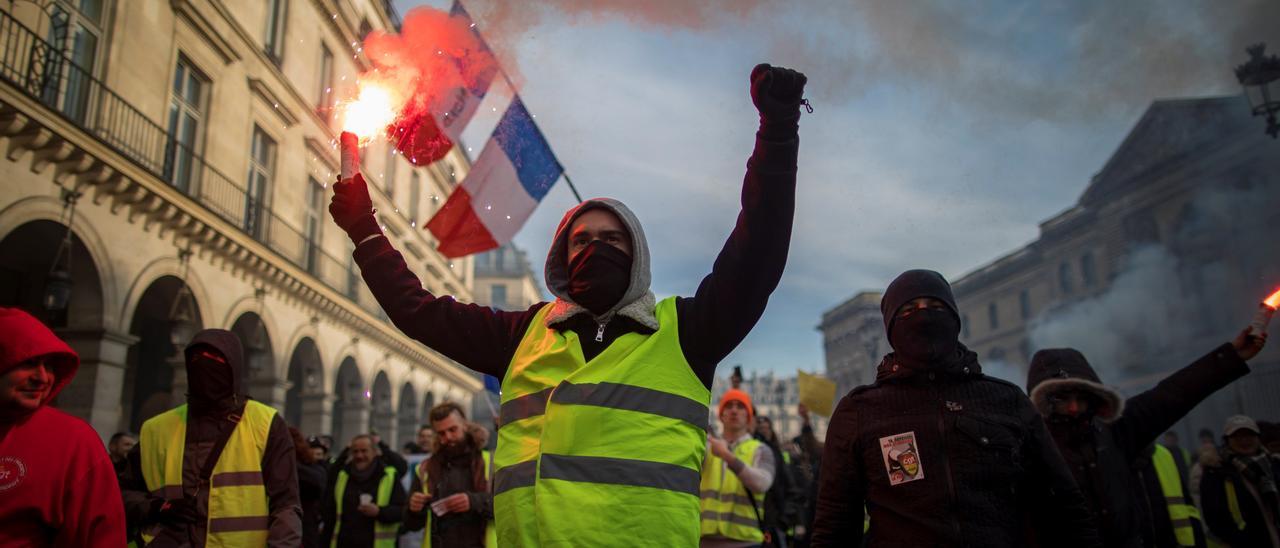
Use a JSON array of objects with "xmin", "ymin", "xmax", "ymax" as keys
[
  {"xmin": 811, "ymin": 349, "xmax": 1101, "ymax": 547},
  {"xmin": 121, "ymin": 329, "xmax": 302, "ymax": 547},
  {"xmin": 1026, "ymin": 345, "xmax": 1249, "ymax": 548}
]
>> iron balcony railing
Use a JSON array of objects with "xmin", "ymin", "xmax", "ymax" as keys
[{"xmin": 0, "ymin": 9, "xmax": 383, "ymax": 316}]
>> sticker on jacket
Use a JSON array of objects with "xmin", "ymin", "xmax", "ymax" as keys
[{"xmin": 879, "ymin": 432, "xmax": 923, "ymax": 486}]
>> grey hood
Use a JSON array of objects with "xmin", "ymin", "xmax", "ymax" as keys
[{"xmin": 543, "ymin": 198, "xmax": 658, "ymax": 330}]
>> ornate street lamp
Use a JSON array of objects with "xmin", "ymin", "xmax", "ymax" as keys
[
  {"xmin": 168, "ymin": 247, "xmax": 198, "ymax": 348},
  {"xmin": 1235, "ymin": 43, "xmax": 1280, "ymax": 139},
  {"xmin": 42, "ymin": 188, "xmax": 80, "ymax": 313}
]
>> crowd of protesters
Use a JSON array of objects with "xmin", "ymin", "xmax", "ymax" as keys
[{"xmin": 2, "ymin": 61, "xmax": 1279, "ymax": 548}]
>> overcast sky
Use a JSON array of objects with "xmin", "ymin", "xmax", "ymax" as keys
[{"xmin": 392, "ymin": 0, "xmax": 1277, "ymax": 378}]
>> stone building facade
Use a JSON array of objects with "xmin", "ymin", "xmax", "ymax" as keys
[
  {"xmin": 0, "ymin": 0, "xmax": 485, "ymax": 448},
  {"xmin": 818, "ymin": 291, "xmax": 887, "ymax": 398},
  {"xmin": 949, "ymin": 96, "xmax": 1280, "ymax": 436},
  {"xmin": 710, "ymin": 372, "xmax": 829, "ymax": 444}
]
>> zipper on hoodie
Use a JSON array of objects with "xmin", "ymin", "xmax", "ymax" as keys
[{"xmin": 594, "ymin": 313, "xmax": 613, "ymax": 342}]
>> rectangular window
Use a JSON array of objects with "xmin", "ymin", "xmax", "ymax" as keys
[
  {"xmin": 1059, "ymin": 262, "xmax": 1073, "ymax": 294},
  {"xmin": 244, "ymin": 126, "xmax": 276, "ymax": 238},
  {"xmin": 988, "ymin": 302, "xmax": 999, "ymax": 330},
  {"xmin": 305, "ymin": 177, "xmax": 324, "ymax": 273},
  {"xmin": 164, "ymin": 56, "xmax": 209, "ymax": 193},
  {"xmin": 1019, "ymin": 290, "xmax": 1031, "ymax": 320},
  {"xmin": 263, "ymin": 0, "xmax": 287, "ymax": 64},
  {"xmin": 317, "ymin": 45, "xmax": 334, "ymax": 121},
  {"xmin": 409, "ymin": 171, "xmax": 421, "ymax": 225},
  {"xmin": 43, "ymin": 1, "xmax": 104, "ymax": 123},
  {"xmin": 491, "ymin": 285, "xmax": 508, "ymax": 309},
  {"xmin": 1081, "ymin": 252, "xmax": 1097, "ymax": 288}
]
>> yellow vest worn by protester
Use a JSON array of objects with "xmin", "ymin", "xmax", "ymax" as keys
[
  {"xmin": 699, "ymin": 436, "xmax": 766, "ymax": 543},
  {"xmin": 417, "ymin": 450, "xmax": 498, "ymax": 548},
  {"xmin": 493, "ymin": 297, "xmax": 711, "ymax": 547},
  {"xmin": 1151, "ymin": 444, "xmax": 1203, "ymax": 547},
  {"xmin": 333, "ymin": 465, "xmax": 399, "ymax": 548},
  {"xmin": 139, "ymin": 400, "xmax": 276, "ymax": 547}
]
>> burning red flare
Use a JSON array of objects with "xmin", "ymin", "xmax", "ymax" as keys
[
  {"xmin": 341, "ymin": 83, "xmax": 401, "ymax": 141},
  {"xmin": 1264, "ymin": 288, "xmax": 1280, "ymax": 309}
]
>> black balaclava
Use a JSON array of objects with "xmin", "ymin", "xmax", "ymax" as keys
[
  {"xmin": 567, "ymin": 240, "xmax": 632, "ymax": 316},
  {"xmin": 881, "ymin": 270, "xmax": 962, "ymax": 370},
  {"xmin": 184, "ymin": 329, "xmax": 244, "ymax": 416}
]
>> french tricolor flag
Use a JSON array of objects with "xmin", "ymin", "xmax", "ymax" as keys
[
  {"xmin": 436, "ymin": 1, "xmax": 496, "ymax": 143},
  {"xmin": 426, "ymin": 97, "xmax": 563, "ymax": 258}
]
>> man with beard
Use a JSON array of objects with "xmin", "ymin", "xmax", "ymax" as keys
[
  {"xmin": 330, "ymin": 63, "xmax": 806, "ymax": 547},
  {"xmin": 1025, "ymin": 325, "xmax": 1265, "ymax": 548},
  {"xmin": 811, "ymin": 270, "xmax": 1100, "ymax": 547},
  {"xmin": 404, "ymin": 402, "xmax": 495, "ymax": 547},
  {"xmin": 122, "ymin": 329, "xmax": 301, "ymax": 546}
]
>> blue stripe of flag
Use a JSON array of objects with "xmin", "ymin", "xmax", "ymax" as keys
[{"xmin": 493, "ymin": 97, "xmax": 562, "ymax": 202}]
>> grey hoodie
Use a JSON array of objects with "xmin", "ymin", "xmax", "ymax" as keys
[{"xmin": 542, "ymin": 198, "xmax": 660, "ymax": 330}]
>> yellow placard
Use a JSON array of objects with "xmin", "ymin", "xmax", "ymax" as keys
[{"xmin": 798, "ymin": 371, "xmax": 837, "ymax": 417}]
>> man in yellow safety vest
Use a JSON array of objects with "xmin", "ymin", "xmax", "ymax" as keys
[
  {"xmin": 701, "ymin": 388, "xmax": 776, "ymax": 547},
  {"xmin": 322, "ymin": 434, "xmax": 406, "ymax": 547},
  {"xmin": 121, "ymin": 329, "xmax": 301, "ymax": 546},
  {"xmin": 330, "ymin": 63, "xmax": 807, "ymax": 547},
  {"xmin": 404, "ymin": 402, "xmax": 496, "ymax": 548},
  {"xmin": 1139, "ymin": 443, "xmax": 1207, "ymax": 546}
]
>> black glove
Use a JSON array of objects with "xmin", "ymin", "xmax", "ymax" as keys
[
  {"xmin": 150, "ymin": 497, "xmax": 200, "ymax": 525},
  {"xmin": 329, "ymin": 173, "xmax": 381, "ymax": 244},
  {"xmin": 750, "ymin": 63, "xmax": 807, "ymax": 140}
]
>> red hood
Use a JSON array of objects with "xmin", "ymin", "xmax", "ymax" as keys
[{"xmin": 0, "ymin": 307, "xmax": 79, "ymax": 405}]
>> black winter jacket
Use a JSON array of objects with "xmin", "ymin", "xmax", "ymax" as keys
[
  {"xmin": 811, "ymin": 348, "xmax": 1101, "ymax": 547},
  {"xmin": 1028, "ymin": 344, "xmax": 1249, "ymax": 548},
  {"xmin": 1199, "ymin": 449, "xmax": 1280, "ymax": 548}
]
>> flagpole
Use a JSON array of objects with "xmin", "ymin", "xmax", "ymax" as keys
[{"xmin": 456, "ymin": 0, "xmax": 585, "ymax": 205}]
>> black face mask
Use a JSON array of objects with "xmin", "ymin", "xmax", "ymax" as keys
[
  {"xmin": 889, "ymin": 308, "xmax": 960, "ymax": 369},
  {"xmin": 567, "ymin": 241, "xmax": 632, "ymax": 316},
  {"xmin": 187, "ymin": 350, "xmax": 236, "ymax": 413}
]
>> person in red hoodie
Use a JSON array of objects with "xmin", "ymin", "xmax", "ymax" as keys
[{"xmin": 0, "ymin": 307, "xmax": 127, "ymax": 546}]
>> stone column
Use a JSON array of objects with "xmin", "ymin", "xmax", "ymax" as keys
[
  {"xmin": 247, "ymin": 378, "xmax": 292, "ymax": 413},
  {"xmin": 299, "ymin": 392, "xmax": 336, "ymax": 438},
  {"xmin": 55, "ymin": 328, "xmax": 138, "ymax": 441},
  {"xmin": 339, "ymin": 398, "xmax": 370, "ymax": 448}
]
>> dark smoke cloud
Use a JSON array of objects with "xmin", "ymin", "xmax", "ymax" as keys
[{"xmin": 461, "ymin": 0, "xmax": 1279, "ymax": 124}]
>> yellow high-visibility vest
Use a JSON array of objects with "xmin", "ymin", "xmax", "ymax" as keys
[
  {"xmin": 333, "ymin": 466, "xmax": 399, "ymax": 548},
  {"xmin": 139, "ymin": 401, "xmax": 275, "ymax": 547},
  {"xmin": 493, "ymin": 297, "xmax": 710, "ymax": 547},
  {"xmin": 417, "ymin": 450, "xmax": 497, "ymax": 548},
  {"xmin": 1151, "ymin": 444, "xmax": 1202, "ymax": 546},
  {"xmin": 1224, "ymin": 481, "xmax": 1247, "ymax": 531},
  {"xmin": 699, "ymin": 437, "xmax": 766, "ymax": 542}
]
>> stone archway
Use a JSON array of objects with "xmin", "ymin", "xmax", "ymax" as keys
[
  {"xmin": 397, "ymin": 382, "xmax": 419, "ymax": 451},
  {"xmin": 122, "ymin": 275, "xmax": 204, "ymax": 432},
  {"xmin": 0, "ymin": 219, "xmax": 126, "ymax": 438},
  {"xmin": 230, "ymin": 312, "xmax": 283, "ymax": 409},
  {"xmin": 332, "ymin": 357, "xmax": 365, "ymax": 447},
  {"xmin": 369, "ymin": 371, "xmax": 393, "ymax": 445},
  {"xmin": 285, "ymin": 337, "xmax": 327, "ymax": 434}
]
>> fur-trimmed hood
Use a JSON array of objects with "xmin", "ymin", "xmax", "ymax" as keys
[
  {"xmin": 543, "ymin": 198, "xmax": 658, "ymax": 330},
  {"xmin": 1026, "ymin": 348, "xmax": 1125, "ymax": 422}
]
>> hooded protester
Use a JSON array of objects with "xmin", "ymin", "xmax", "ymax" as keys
[
  {"xmin": 1025, "ymin": 325, "xmax": 1265, "ymax": 548},
  {"xmin": 0, "ymin": 307, "xmax": 127, "ymax": 547},
  {"xmin": 1199, "ymin": 415, "xmax": 1280, "ymax": 548},
  {"xmin": 810, "ymin": 270, "xmax": 1100, "ymax": 547},
  {"xmin": 404, "ymin": 402, "xmax": 495, "ymax": 548},
  {"xmin": 329, "ymin": 63, "xmax": 806, "ymax": 547},
  {"xmin": 121, "ymin": 328, "xmax": 302, "ymax": 546}
]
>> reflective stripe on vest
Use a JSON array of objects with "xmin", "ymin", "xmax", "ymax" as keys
[
  {"xmin": 139, "ymin": 401, "xmax": 275, "ymax": 547},
  {"xmin": 699, "ymin": 437, "xmax": 765, "ymax": 542},
  {"xmin": 1225, "ymin": 481, "xmax": 1247, "ymax": 531},
  {"xmin": 1152, "ymin": 444, "xmax": 1201, "ymax": 546},
  {"xmin": 493, "ymin": 297, "xmax": 711, "ymax": 548},
  {"xmin": 333, "ymin": 466, "xmax": 398, "ymax": 548},
  {"xmin": 419, "ymin": 450, "xmax": 497, "ymax": 548}
]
